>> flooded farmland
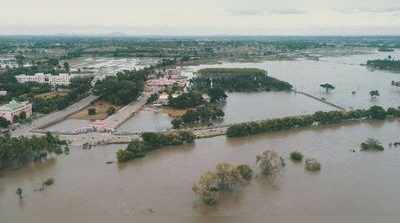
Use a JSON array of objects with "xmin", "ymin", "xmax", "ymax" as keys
[{"xmin": 2, "ymin": 120, "xmax": 400, "ymax": 221}]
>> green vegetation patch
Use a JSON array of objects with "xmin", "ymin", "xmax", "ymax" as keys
[
  {"xmin": 360, "ymin": 138, "xmax": 385, "ymax": 151},
  {"xmin": 171, "ymin": 104, "xmax": 224, "ymax": 129},
  {"xmin": 227, "ymin": 105, "xmax": 399, "ymax": 138},
  {"xmin": 0, "ymin": 133, "xmax": 68, "ymax": 170},
  {"xmin": 290, "ymin": 151, "xmax": 304, "ymax": 162},
  {"xmin": 191, "ymin": 68, "xmax": 292, "ymax": 92},
  {"xmin": 117, "ymin": 131, "xmax": 195, "ymax": 162}
]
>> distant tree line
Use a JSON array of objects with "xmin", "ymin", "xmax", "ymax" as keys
[
  {"xmin": 190, "ymin": 68, "xmax": 292, "ymax": 92},
  {"xmin": 367, "ymin": 59, "xmax": 400, "ymax": 71},
  {"xmin": 117, "ymin": 131, "xmax": 195, "ymax": 162},
  {"xmin": 227, "ymin": 106, "xmax": 400, "ymax": 138},
  {"xmin": 0, "ymin": 133, "xmax": 68, "ymax": 170}
]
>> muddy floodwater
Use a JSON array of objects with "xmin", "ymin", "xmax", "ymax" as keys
[
  {"xmin": 2, "ymin": 120, "xmax": 400, "ymax": 221},
  {"xmin": 118, "ymin": 50, "xmax": 400, "ymax": 133}
]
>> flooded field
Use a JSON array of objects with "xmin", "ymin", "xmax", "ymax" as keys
[{"xmin": 2, "ymin": 120, "xmax": 400, "ymax": 221}]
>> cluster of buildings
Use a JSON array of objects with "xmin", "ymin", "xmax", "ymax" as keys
[
  {"xmin": 0, "ymin": 100, "xmax": 32, "ymax": 123},
  {"xmin": 147, "ymin": 68, "xmax": 188, "ymax": 89},
  {"xmin": 15, "ymin": 73, "xmax": 71, "ymax": 86}
]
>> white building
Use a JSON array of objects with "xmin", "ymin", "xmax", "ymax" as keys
[
  {"xmin": 0, "ymin": 91, "xmax": 7, "ymax": 96},
  {"xmin": 0, "ymin": 100, "xmax": 32, "ymax": 123},
  {"xmin": 16, "ymin": 73, "xmax": 71, "ymax": 86}
]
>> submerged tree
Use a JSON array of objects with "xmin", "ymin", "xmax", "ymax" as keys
[
  {"xmin": 16, "ymin": 188, "xmax": 23, "ymax": 200},
  {"xmin": 369, "ymin": 90, "xmax": 380, "ymax": 99},
  {"xmin": 320, "ymin": 83, "xmax": 335, "ymax": 93},
  {"xmin": 256, "ymin": 150, "xmax": 285, "ymax": 176},
  {"xmin": 305, "ymin": 158, "xmax": 321, "ymax": 171},
  {"xmin": 193, "ymin": 163, "xmax": 253, "ymax": 205}
]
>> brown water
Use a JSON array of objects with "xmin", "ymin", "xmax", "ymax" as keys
[
  {"xmin": 118, "ymin": 50, "xmax": 400, "ymax": 133},
  {"xmin": 2, "ymin": 119, "xmax": 400, "ymax": 221}
]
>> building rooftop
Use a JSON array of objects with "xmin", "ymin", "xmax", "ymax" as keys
[{"xmin": 0, "ymin": 100, "xmax": 29, "ymax": 111}]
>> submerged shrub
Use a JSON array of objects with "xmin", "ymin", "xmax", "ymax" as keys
[
  {"xmin": 305, "ymin": 158, "xmax": 321, "ymax": 171},
  {"xmin": 290, "ymin": 151, "xmax": 304, "ymax": 162},
  {"xmin": 43, "ymin": 178, "xmax": 54, "ymax": 186},
  {"xmin": 236, "ymin": 164, "xmax": 253, "ymax": 181},
  {"xmin": 360, "ymin": 138, "xmax": 384, "ymax": 151}
]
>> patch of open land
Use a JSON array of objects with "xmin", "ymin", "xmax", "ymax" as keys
[
  {"xmin": 70, "ymin": 100, "xmax": 120, "ymax": 120},
  {"xmin": 161, "ymin": 107, "xmax": 188, "ymax": 118}
]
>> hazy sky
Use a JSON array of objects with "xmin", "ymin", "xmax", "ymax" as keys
[{"xmin": 1, "ymin": 0, "xmax": 400, "ymax": 35}]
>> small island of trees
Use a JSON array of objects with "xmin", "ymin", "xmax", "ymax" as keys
[
  {"xmin": 190, "ymin": 68, "xmax": 292, "ymax": 92},
  {"xmin": 367, "ymin": 58, "xmax": 400, "ymax": 71}
]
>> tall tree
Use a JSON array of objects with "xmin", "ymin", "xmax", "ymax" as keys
[
  {"xmin": 63, "ymin": 62, "xmax": 70, "ymax": 73},
  {"xmin": 15, "ymin": 54, "xmax": 25, "ymax": 68},
  {"xmin": 320, "ymin": 83, "xmax": 335, "ymax": 93}
]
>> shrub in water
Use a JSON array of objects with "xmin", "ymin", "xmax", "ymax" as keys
[
  {"xmin": 305, "ymin": 158, "xmax": 321, "ymax": 171},
  {"xmin": 290, "ymin": 151, "xmax": 304, "ymax": 162},
  {"xmin": 236, "ymin": 164, "xmax": 253, "ymax": 181},
  {"xmin": 360, "ymin": 138, "xmax": 384, "ymax": 151}
]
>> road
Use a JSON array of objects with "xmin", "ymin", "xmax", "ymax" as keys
[
  {"xmin": 103, "ymin": 89, "xmax": 156, "ymax": 129},
  {"xmin": 12, "ymin": 95, "xmax": 99, "ymax": 137}
]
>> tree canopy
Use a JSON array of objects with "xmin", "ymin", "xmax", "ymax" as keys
[
  {"xmin": 191, "ymin": 68, "xmax": 292, "ymax": 92},
  {"xmin": 93, "ymin": 70, "xmax": 146, "ymax": 106}
]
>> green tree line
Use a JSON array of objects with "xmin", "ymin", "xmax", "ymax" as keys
[
  {"xmin": 117, "ymin": 131, "xmax": 195, "ymax": 162},
  {"xmin": 0, "ymin": 133, "xmax": 68, "ymax": 170},
  {"xmin": 227, "ymin": 106, "xmax": 399, "ymax": 138}
]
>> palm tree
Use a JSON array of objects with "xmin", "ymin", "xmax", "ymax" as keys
[{"xmin": 320, "ymin": 83, "xmax": 335, "ymax": 93}]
